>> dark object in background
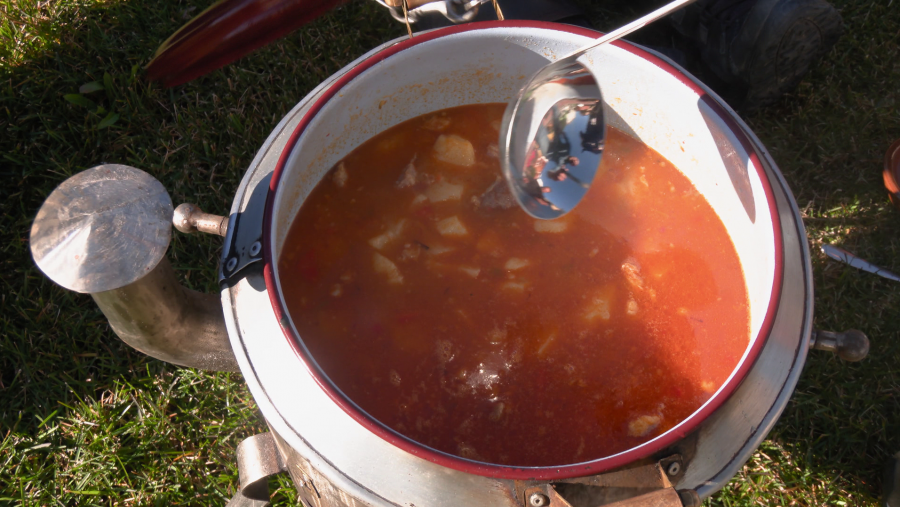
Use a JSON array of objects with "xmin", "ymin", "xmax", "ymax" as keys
[
  {"xmin": 146, "ymin": 0, "xmax": 843, "ymax": 114},
  {"xmin": 144, "ymin": 0, "xmax": 593, "ymax": 88},
  {"xmin": 666, "ymin": 0, "xmax": 844, "ymax": 111}
]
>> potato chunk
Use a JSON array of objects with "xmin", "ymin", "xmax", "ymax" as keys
[
  {"xmin": 584, "ymin": 285, "xmax": 615, "ymax": 322},
  {"xmin": 369, "ymin": 219, "xmax": 407, "ymax": 251},
  {"xmin": 425, "ymin": 181, "xmax": 464, "ymax": 202},
  {"xmin": 395, "ymin": 158, "xmax": 417, "ymax": 188},
  {"xmin": 433, "ymin": 134, "xmax": 475, "ymax": 167},
  {"xmin": 505, "ymin": 258, "xmax": 530, "ymax": 270},
  {"xmin": 626, "ymin": 298, "xmax": 638, "ymax": 316},
  {"xmin": 534, "ymin": 219, "xmax": 569, "ymax": 233},
  {"xmin": 459, "ymin": 266, "xmax": 481, "ymax": 278},
  {"xmin": 627, "ymin": 414, "xmax": 661, "ymax": 437},
  {"xmin": 373, "ymin": 252, "xmax": 403, "ymax": 284},
  {"xmin": 437, "ymin": 216, "xmax": 468, "ymax": 236}
]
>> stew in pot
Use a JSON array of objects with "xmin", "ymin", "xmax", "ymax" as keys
[{"xmin": 278, "ymin": 103, "xmax": 749, "ymax": 466}]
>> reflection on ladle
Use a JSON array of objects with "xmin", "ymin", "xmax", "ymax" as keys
[{"xmin": 499, "ymin": 0, "xmax": 698, "ymax": 219}]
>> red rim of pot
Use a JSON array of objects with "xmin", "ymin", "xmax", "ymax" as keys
[{"xmin": 261, "ymin": 20, "xmax": 785, "ymax": 480}]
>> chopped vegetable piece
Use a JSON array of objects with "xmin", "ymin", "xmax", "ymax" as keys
[
  {"xmin": 505, "ymin": 258, "xmax": 529, "ymax": 270},
  {"xmin": 425, "ymin": 181, "xmax": 464, "ymax": 202},
  {"xmin": 626, "ymin": 298, "xmax": 638, "ymax": 316},
  {"xmin": 437, "ymin": 216, "xmax": 468, "ymax": 236},
  {"xmin": 627, "ymin": 414, "xmax": 661, "ymax": 437},
  {"xmin": 396, "ymin": 158, "xmax": 417, "ymax": 188},
  {"xmin": 398, "ymin": 243, "xmax": 424, "ymax": 261},
  {"xmin": 459, "ymin": 266, "xmax": 480, "ymax": 278},
  {"xmin": 502, "ymin": 281, "xmax": 526, "ymax": 292},
  {"xmin": 622, "ymin": 261, "xmax": 645, "ymax": 291},
  {"xmin": 433, "ymin": 134, "xmax": 475, "ymax": 167},
  {"xmin": 426, "ymin": 244, "xmax": 454, "ymax": 255},
  {"xmin": 423, "ymin": 115, "xmax": 451, "ymax": 131},
  {"xmin": 373, "ymin": 252, "xmax": 403, "ymax": 284},
  {"xmin": 584, "ymin": 285, "xmax": 615, "ymax": 322},
  {"xmin": 369, "ymin": 219, "xmax": 407, "ymax": 250},
  {"xmin": 333, "ymin": 162, "xmax": 348, "ymax": 187},
  {"xmin": 534, "ymin": 219, "xmax": 569, "ymax": 233}
]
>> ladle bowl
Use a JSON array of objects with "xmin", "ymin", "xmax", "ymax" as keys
[{"xmin": 499, "ymin": 0, "xmax": 697, "ymax": 218}]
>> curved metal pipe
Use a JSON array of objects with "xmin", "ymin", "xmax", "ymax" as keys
[{"xmin": 92, "ymin": 257, "xmax": 238, "ymax": 372}]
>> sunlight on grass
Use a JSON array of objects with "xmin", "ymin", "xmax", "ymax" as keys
[
  {"xmin": 0, "ymin": 0, "xmax": 118, "ymax": 69},
  {"xmin": 1, "ymin": 0, "xmax": 898, "ymax": 504}
]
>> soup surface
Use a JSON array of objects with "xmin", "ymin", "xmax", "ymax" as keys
[{"xmin": 279, "ymin": 104, "xmax": 749, "ymax": 467}]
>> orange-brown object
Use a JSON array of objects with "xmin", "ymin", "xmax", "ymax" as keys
[
  {"xmin": 145, "ymin": 0, "xmax": 345, "ymax": 87},
  {"xmin": 883, "ymin": 138, "xmax": 900, "ymax": 211}
]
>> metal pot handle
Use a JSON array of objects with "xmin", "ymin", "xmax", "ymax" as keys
[{"xmin": 226, "ymin": 433, "xmax": 288, "ymax": 507}]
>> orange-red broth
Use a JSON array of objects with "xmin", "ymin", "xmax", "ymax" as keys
[{"xmin": 279, "ymin": 104, "xmax": 749, "ymax": 467}]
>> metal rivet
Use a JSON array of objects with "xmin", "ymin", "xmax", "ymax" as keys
[
  {"xmin": 529, "ymin": 492, "xmax": 549, "ymax": 507},
  {"xmin": 667, "ymin": 461, "xmax": 682, "ymax": 476},
  {"xmin": 250, "ymin": 241, "xmax": 262, "ymax": 256},
  {"xmin": 226, "ymin": 257, "xmax": 238, "ymax": 272}
]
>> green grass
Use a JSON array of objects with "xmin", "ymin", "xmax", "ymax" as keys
[{"xmin": 1, "ymin": 0, "xmax": 898, "ymax": 505}]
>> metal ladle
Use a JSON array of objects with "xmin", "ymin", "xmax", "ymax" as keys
[{"xmin": 499, "ymin": 0, "xmax": 698, "ymax": 219}]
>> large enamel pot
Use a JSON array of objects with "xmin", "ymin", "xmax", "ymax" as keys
[{"xmin": 220, "ymin": 20, "xmax": 812, "ymax": 506}]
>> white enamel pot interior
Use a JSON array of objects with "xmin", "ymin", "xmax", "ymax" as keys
[{"xmin": 262, "ymin": 21, "xmax": 782, "ymax": 480}]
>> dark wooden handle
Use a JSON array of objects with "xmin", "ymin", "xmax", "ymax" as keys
[{"xmin": 145, "ymin": 0, "xmax": 345, "ymax": 87}]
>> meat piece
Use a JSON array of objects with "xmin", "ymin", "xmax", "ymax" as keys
[{"xmin": 474, "ymin": 177, "xmax": 515, "ymax": 210}]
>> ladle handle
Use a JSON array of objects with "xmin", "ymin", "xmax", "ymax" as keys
[{"xmin": 562, "ymin": 0, "xmax": 699, "ymax": 59}]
